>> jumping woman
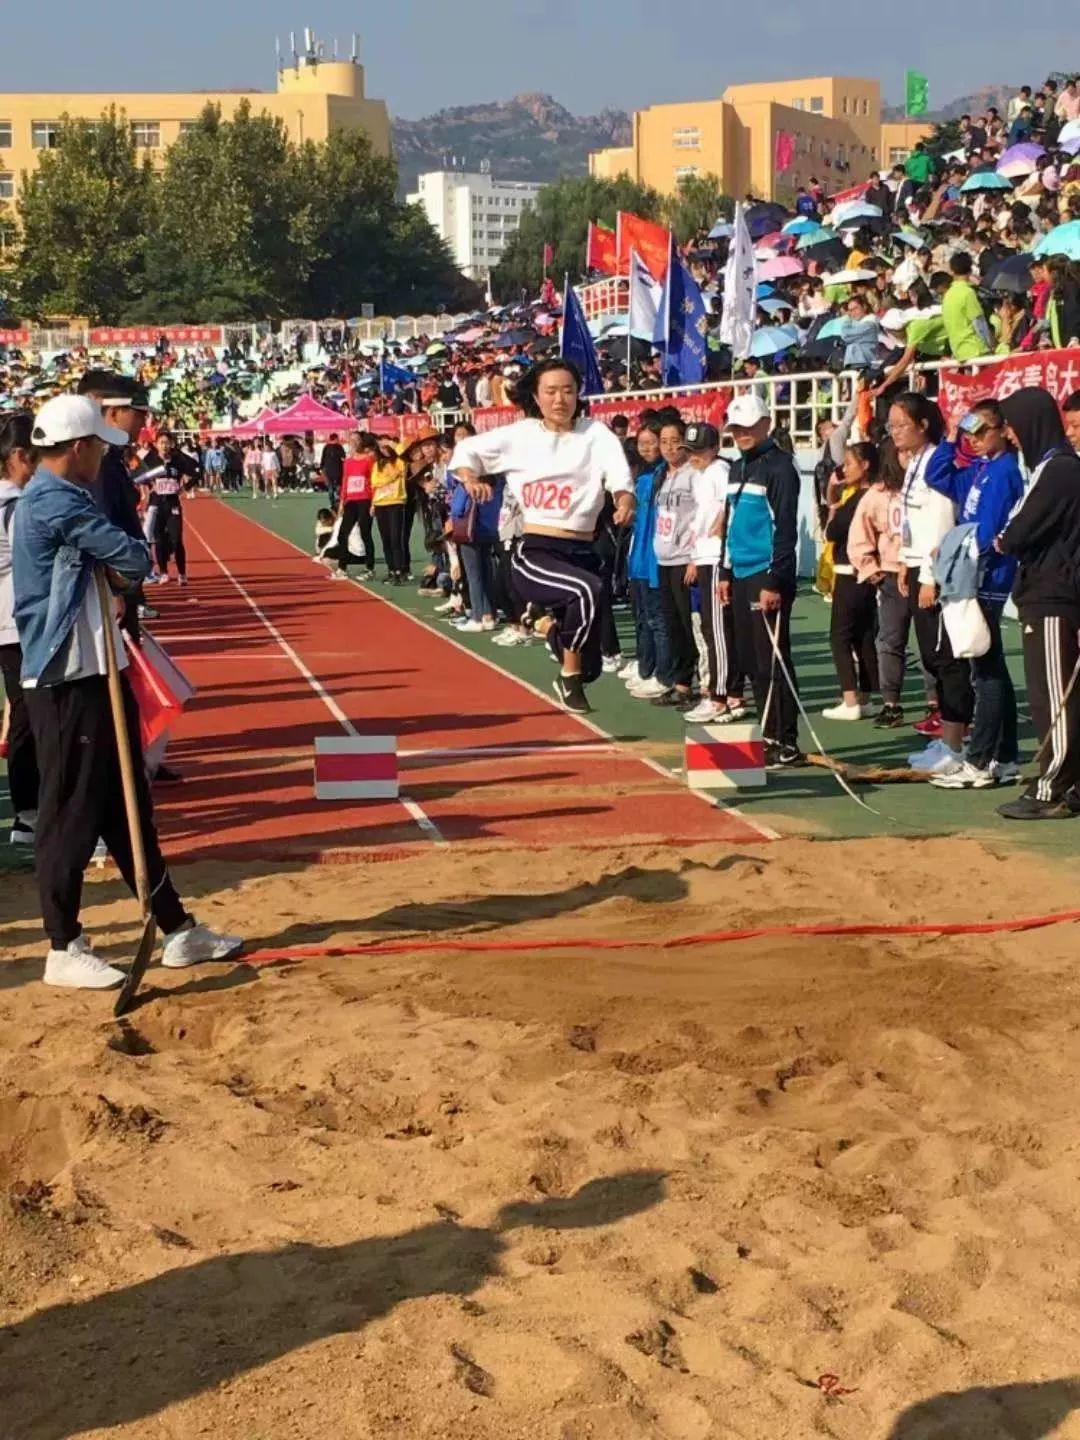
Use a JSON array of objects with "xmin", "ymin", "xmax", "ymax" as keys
[{"xmin": 450, "ymin": 359, "xmax": 633, "ymax": 714}]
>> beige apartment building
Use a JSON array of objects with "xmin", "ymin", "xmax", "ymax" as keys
[
  {"xmin": 590, "ymin": 76, "xmax": 932, "ymax": 201},
  {"xmin": 0, "ymin": 39, "xmax": 390, "ymax": 211}
]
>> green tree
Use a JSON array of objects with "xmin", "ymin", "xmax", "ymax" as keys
[
  {"xmin": 924, "ymin": 118, "xmax": 962, "ymax": 161},
  {"xmin": 663, "ymin": 173, "xmax": 734, "ymax": 245},
  {"xmin": 493, "ymin": 175, "xmax": 664, "ymax": 297},
  {"xmin": 134, "ymin": 102, "xmax": 306, "ymax": 323},
  {"xmin": 383, "ymin": 204, "xmax": 484, "ymax": 314},
  {"xmin": 13, "ymin": 109, "xmax": 154, "ymax": 322}
]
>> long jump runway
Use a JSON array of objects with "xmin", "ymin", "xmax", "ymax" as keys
[{"xmin": 147, "ymin": 499, "xmax": 772, "ymax": 860}]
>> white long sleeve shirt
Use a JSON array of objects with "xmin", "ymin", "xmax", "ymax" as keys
[
  {"xmin": 450, "ymin": 417, "xmax": 632, "ymax": 536},
  {"xmin": 690, "ymin": 460, "xmax": 731, "ymax": 564},
  {"xmin": 900, "ymin": 445, "xmax": 956, "ymax": 585}
]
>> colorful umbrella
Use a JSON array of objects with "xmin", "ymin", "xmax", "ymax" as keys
[
  {"xmin": 758, "ymin": 297, "xmax": 796, "ymax": 317},
  {"xmin": 831, "ymin": 201, "xmax": 883, "ymax": 226},
  {"xmin": 1034, "ymin": 220, "xmax": 1080, "ymax": 261},
  {"xmin": 708, "ymin": 221, "xmax": 734, "ymax": 239},
  {"xmin": 757, "ymin": 255, "xmax": 804, "ymax": 280},
  {"xmin": 796, "ymin": 225, "xmax": 836, "ymax": 251},
  {"xmin": 782, "ymin": 217, "xmax": 823, "ymax": 236},
  {"xmin": 1058, "ymin": 120, "xmax": 1080, "ymax": 148},
  {"xmin": 960, "ymin": 171, "xmax": 1013, "ymax": 194},
  {"xmin": 893, "ymin": 229, "xmax": 928, "ymax": 251},
  {"xmin": 996, "ymin": 142, "xmax": 1046, "ymax": 178},
  {"xmin": 815, "ymin": 317, "xmax": 846, "ymax": 340},
  {"xmin": 821, "ymin": 268, "xmax": 878, "ymax": 286}
]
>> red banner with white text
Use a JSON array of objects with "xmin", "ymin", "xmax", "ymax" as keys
[
  {"xmin": 937, "ymin": 349, "xmax": 1080, "ymax": 427},
  {"xmin": 88, "ymin": 325, "xmax": 224, "ymax": 348},
  {"xmin": 0, "ymin": 329, "xmax": 31, "ymax": 346}
]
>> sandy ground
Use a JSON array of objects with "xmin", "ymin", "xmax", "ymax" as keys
[{"xmin": 4, "ymin": 836, "xmax": 1080, "ymax": 1440}]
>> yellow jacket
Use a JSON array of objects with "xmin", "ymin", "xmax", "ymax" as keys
[{"xmin": 372, "ymin": 456, "xmax": 406, "ymax": 506}]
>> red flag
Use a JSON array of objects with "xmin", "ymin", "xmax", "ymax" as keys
[
  {"xmin": 587, "ymin": 221, "xmax": 619, "ymax": 275},
  {"xmin": 616, "ymin": 212, "xmax": 671, "ymax": 283},
  {"xmin": 774, "ymin": 130, "xmax": 796, "ymax": 174},
  {"xmin": 542, "ymin": 242, "xmax": 555, "ymax": 271}
]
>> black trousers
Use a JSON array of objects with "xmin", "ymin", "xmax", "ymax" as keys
[
  {"xmin": 732, "ymin": 571, "xmax": 799, "ymax": 748},
  {"xmin": 512, "ymin": 536, "xmax": 604, "ymax": 683},
  {"xmin": 24, "ymin": 675, "xmax": 188, "ymax": 949},
  {"xmin": 0, "ymin": 641, "xmax": 40, "ymax": 817},
  {"xmin": 906, "ymin": 571, "xmax": 973, "ymax": 725},
  {"xmin": 659, "ymin": 564, "xmax": 697, "ymax": 689},
  {"xmin": 155, "ymin": 507, "xmax": 186, "ymax": 577},
  {"xmin": 491, "ymin": 540, "xmax": 524, "ymax": 624},
  {"xmin": 336, "ymin": 500, "xmax": 374, "ymax": 572},
  {"xmin": 696, "ymin": 563, "xmax": 743, "ymax": 699},
  {"xmin": 1020, "ymin": 611, "xmax": 1080, "ymax": 803},
  {"xmin": 830, "ymin": 572, "xmax": 880, "ymax": 696},
  {"xmin": 375, "ymin": 504, "xmax": 408, "ymax": 576}
]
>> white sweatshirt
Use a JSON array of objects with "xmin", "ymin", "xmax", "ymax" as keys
[
  {"xmin": 691, "ymin": 459, "xmax": 731, "ymax": 564},
  {"xmin": 450, "ymin": 417, "xmax": 632, "ymax": 535},
  {"xmin": 0, "ymin": 480, "xmax": 20, "ymax": 646},
  {"xmin": 900, "ymin": 444, "xmax": 956, "ymax": 585}
]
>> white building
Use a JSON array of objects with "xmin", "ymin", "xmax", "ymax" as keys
[{"xmin": 407, "ymin": 167, "xmax": 542, "ymax": 281}]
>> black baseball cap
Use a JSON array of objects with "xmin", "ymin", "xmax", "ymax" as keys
[
  {"xmin": 684, "ymin": 422, "xmax": 721, "ymax": 452},
  {"xmin": 77, "ymin": 370, "xmax": 151, "ymax": 411}
]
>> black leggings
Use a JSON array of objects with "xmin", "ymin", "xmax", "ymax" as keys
[
  {"xmin": 375, "ymin": 504, "xmax": 408, "ymax": 576},
  {"xmin": 0, "ymin": 641, "xmax": 39, "ymax": 818},
  {"xmin": 907, "ymin": 570, "xmax": 974, "ymax": 725},
  {"xmin": 491, "ymin": 540, "xmax": 524, "ymax": 623},
  {"xmin": 155, "ymin": 507, "xmax": 186, "ymax": 577},
  {"xmin": 512, "ymin": 536, "xmax": 604, "ymax": 683},
  {"xmin": 336, "ymin": 500, "xmax": 374, "ymax": 572},
  {"xmin": 659, "ymin": 565, "xmax": 697, "ymax": 690},
  {"xmin": 830, "ymin": 572, "xmax": 879, "ymax": 696}
]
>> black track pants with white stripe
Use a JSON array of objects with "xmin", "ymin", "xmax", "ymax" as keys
[
  {"xmin": 512, "ymin": 536, "xmax": 604, "ymax": 683},
  {"xmin": 696, "ymin": 563, "xmax": 743, "ymax": 700},
  {"xmin": 1021, "ymin": 612, "xmax": 1080, "ymax": 803}
]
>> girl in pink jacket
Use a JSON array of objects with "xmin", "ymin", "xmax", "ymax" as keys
[{"xmin": 847, "ymin": 440, "xmax": 908, "ymax": 729}]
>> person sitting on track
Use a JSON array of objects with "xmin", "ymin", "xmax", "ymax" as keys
[{"xmin": 449, "ymin": 358, "xmax": 633, "ymax": 715}]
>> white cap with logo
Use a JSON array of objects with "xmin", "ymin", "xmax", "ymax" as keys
[
  {"xmin": 32, "ymin": 395, "xmax": 128, "ymax": 448},
  {"xmin": 726, "ymin": 394, "xmax": 771, "ymax": 429}
]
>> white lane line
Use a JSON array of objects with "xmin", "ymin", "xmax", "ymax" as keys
[
  {"xmin": 183, "ymin": 514, "xmax": 446, "ymax": 846},
  {"xmin": 218, "ymin": 502, "xmax": 780, "ymax": 844}
]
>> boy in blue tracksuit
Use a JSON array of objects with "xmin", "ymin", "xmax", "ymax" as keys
[
  {"xmin": 719, "ymin": 394, "xmax": 802, "ymax": 764},
  {"xmin": 926, "ymin": 401, "xmax": 1026, "ymax": 787}
]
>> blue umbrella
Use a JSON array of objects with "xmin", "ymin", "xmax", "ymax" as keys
[
  {"xmin": 796, "ymin": 225, "xmax": 836, "ymax": 251},
  {"xmin": 782, "ymin": 217, "xmax": 822, "ymax": 236},
  {"xmin": 831, "ymin": 201, "xmax": 883, "ymax": 225},
  {"xmin": 709, "ymin": 221, "xmax": 734, "ymax": 239},
  {"xmin": 1034, "ymin": 220, "xmax": 1080, "ymax": 260},
  {"xmin": 750, "ymin": 324, "xmax": 799, "ymax": 358},
  {"xmin": 815, "ymin": 317, "xmax": 846, "ymax": 340},
  {"xmin": 893, "ymin": 229, "xmax": 928, "ymax": 250},
  {"xmin": 758, "ymin": 297, "xmax": 795, "ymax": 317},
  {"xmin": 756, "ymin": 281, "xmax": 776, "ymax": 297},
  {"xmin": 960, "ymin": 171, "xmax": 1012, "ymax": 193}
]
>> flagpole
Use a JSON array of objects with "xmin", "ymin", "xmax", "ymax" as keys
[
  {"xmin": 626, "ymin": 248, "xmax": 635, "ymax": 386},
  {"xmin": 663, "ymin": 235, "xmax": 673, "ymax": 387}
]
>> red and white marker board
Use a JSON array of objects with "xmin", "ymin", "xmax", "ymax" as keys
[
  {"xmin": 684, "ymin": 723, "xmax": 766, "ymax": 790},
  {"xmin": 314, "ymin": 736, "xmax": 399, "ymax": 800}
]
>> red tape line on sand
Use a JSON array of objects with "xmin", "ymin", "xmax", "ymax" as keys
[{"xmin": 242, "ymin": 909, "xmax": 1080, "ymax": 966}]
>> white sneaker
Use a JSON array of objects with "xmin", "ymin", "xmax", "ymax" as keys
[
  {"xmin": 91, "ymin": 838, "xmax": 108, "ymax": 867},
  {"xmin": 481, "ymin": 619, "xmax": 498, "ymax": 633},
  {"xmin": 822, "ymin": 702, "xmax": 864, "ymax": 721},
  {"xmin": 931, "ymin": 758, "xmax": 995, "ymax": 790},
  {"xmin": 629, "ymin": 677, "xmax": 671, "ymax": 700},
  {"xmin": 328, "ymin": 569, "xmax": 349, "ymax": 582},
  {"xmin": 618, "ymin": 660, "xmax": 641, "ymax": 683},
  {"xmin": 10, "ymin": 810, "xmax": 35, "ymax": 846},
  {"xmin": 162, "ymin": 920, "xmax": 245, "ymax": 970},
  {"xmin": 683, "ymin": 699, "xmax": 722, "ymax": 723},
  {"xmin": 456, "ymin": 619, "xmax": 485, "ymax": 633},
  {"xmin": 990, "ymin": 760, "xmax": 1021, "ymax": 786},
  {"xmin": 493, "ymin": 628, "xmax": 530, "ymax": 646},
  {"xmin": 434, "ymin": 599, "xmax": 458, "ymax": 615},
  {"xmin": 911, "ymin": 743, "xmax": 963, "ymax": 775},
  {"xmin": 602, "ymin": 654, "xmax": 624, "ymax": 674},
  {"xmin": 44, "ymin": 935, "xmax": 125, "ymax": 990}
]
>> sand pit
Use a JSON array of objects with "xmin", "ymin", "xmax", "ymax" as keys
[{"xmin": 4, "ymin": 835, "xmax": 1080, "ymax": 1439}]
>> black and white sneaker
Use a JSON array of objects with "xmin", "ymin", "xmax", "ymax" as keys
[
  {"xmin": 552, "ymin": 673, "xmax": 592, "ymax": 715},
  {"xmin": 765, "ymin": 742, "xmax": 803, "ymax": 770},
  {"xmin": 9, "ymin": 814, "xmax": 35, "ymax": 847}
]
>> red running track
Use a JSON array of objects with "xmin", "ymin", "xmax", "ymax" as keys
[{"xmin": 146, "ymin": 499, "xmax": 771, "ymax": 860}]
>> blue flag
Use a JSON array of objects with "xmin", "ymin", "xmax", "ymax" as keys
[
  {"xmin": 654, "ymin": 237, "xmax": 709, "ymax": 387},
  {"xmin": 560, "ymin": 278, "xmax": 604, "ymax": 397},
  {"xmin": 379, "ymin": 359, "xmax": 414, "ymax": 394}
]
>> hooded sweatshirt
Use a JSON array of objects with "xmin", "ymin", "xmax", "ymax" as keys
[
  {"xmin": 926, "ymin": 442, "xmax": 1025, "ymax": 603},
  {"xmin": 999, "ymin": 388, "xmax": 1080, "ymax": 619}
]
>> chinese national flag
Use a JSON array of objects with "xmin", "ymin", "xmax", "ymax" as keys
[
  {"xmin": 587, "ymin": 221, "xmax": 619, "ymax": 275},
  {"xmin": 542, "ymin": 242, "xmax": 555, "ymax": 270},
  {"xmin": 616, "ymin": 213, "xmax": 671, "ymax": 283}
]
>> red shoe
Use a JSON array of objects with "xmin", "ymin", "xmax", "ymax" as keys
[{"xmin": 913, "ymin": 708, "xmax": 943, "ymax": 737}]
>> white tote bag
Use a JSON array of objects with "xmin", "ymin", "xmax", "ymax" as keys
[{"xmin": 941, "ymin": 597, "xmax": 991, "ymax": 660}]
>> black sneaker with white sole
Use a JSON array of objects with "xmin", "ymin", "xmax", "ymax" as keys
[
  {"xmin": 552, "ymin": 673, "xmax": 592, "ymax": 715},
  {"xmin": 765, "ymin": 742, "xmax": 803, "ymax": 770}
]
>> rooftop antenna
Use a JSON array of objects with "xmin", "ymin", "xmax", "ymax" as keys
[
  {"xmin": 274, "ymin": 35, "xmax": 281, "ymax": 69},
  {"xmin": 333, "ymin": 37, "xmax": 338, "ymax": 59},
  {"xmin": 351, "ymin": 33, "xmax": 358, "ymax": 63},
  {"xmin": 290, "ymin": 31, "xmax": 298, "ymax": 69},
  {"xmin": 304, "ymin": 26, "xmax": 315, "ymax": 58}
]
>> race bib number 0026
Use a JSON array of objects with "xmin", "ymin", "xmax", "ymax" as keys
[{"xmin": 522, "ymin": 481, "xmax": 573, "ymax": 514}]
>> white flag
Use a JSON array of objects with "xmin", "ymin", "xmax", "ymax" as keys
[
  {"xmin": 719, "ymin": 204, "xmax": 757, "ymax": 361},
  {"xmin": 628, "ymin": 248, "xmax": 663, "ymax": 341}
]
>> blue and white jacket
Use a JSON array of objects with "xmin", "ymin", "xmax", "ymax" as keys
[
  {"xmin": 12, "ymin": 465, "xmax": 151, "ymax": 685},
  {"xmin": 721, "ymin": 439, "xmax": 800, "ymax": 587},
  {"xmin": 926, "ymin": 442, "xmax": 1025, "ymax": 603}
]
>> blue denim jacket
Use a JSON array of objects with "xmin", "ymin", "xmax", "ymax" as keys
[{"xmin": 12, "ymin": 465, "xmax": 151, "ymax": 685}]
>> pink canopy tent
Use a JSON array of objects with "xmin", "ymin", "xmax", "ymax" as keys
[
  {"xmin": 232, "ymin": 406, "xmax": 279, "ymax": 438},
  {"xmin": 257, "ymin": 393, "xmax": 349, "ymax": 436}
]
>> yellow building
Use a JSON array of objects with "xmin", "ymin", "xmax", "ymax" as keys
[
  {"xmin": 0, "ymin": 36, "xmax": 390, "ymax": 205},
  {"xmin": 590, "ymin": 75, "xmax": 898, "ymax": 202},
  {"xmin": 880, "ymin": 120, "xmax": 935, "ymax": 169}
]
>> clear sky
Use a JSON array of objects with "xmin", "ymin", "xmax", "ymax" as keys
[{"xmin": 0, "ymin": 0, "xmax": 1072, "ymax": 118}]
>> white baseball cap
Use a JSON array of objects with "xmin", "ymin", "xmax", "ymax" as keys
[
  {"xmin": 32, "ymin": 395, "xmax": 128, "ymax": 448},
  {"xmin": 726, "ymin": 394, "xmax": 771, "ymax": 429}
]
